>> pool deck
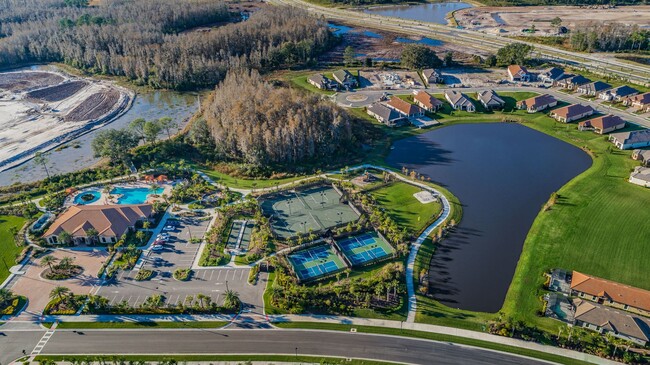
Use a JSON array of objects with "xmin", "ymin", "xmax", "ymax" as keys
[{"xmin": 65, "ymin": 181, "xmax": 173, "ymax": 207}]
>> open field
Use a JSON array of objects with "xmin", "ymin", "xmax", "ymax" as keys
[
  {"xmin": 369, "ymin": 181, "xmax": 442, "ymax": 235},
  {"xmin": 456, "ymin": 5, "xmax": 650, "ymax": 35},
  {"xmin": 0, "ymin": 215, "xmax": 27, "ymax": 283},
  {"xmin": 0, "ymin": 70, "xmax": 132, "ymax": 172}
]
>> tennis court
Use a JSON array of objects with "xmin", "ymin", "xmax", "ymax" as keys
[
  {"xmin": 225, "ymin": 221, "xmax": 243, "ymax": 249},
  {"xmin": 287, "ymin": 244, "xmax": 347, "ymax": 281},
  {"xmin": 337, "ymin": 231, "xmax": 395, "ymax": 266},
  {"xmin": 261, "ymin": 185, "xmax": 359, "ymax": 239},
  {"xmin": 239, "ymin": 221, "xmax": 255, "ymax": 250}
]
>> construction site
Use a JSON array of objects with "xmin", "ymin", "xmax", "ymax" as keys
[{"xmin": 0, "ymin": 69, "xmax": 133, "ymax": 172}]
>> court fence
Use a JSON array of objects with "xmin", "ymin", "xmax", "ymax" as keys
[{"xmin": 332, "ymin": 230, "xmax": 398, "ymax": 269}]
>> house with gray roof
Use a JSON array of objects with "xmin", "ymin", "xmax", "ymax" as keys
[
  {"xmin": 366, "ymin": 102, "xmax": 404, "ymax": 127},
  {"xmin": 538, "ymin": 67, "xmax": 565, "ymax": 84},
  {"xmin": 632, "ymin": 149, "xmax": 650, "ymax": 166},
  {"xmin": 577, "ymin": 81, "xmax": 611, "ymax": 96},
  {"xmin": 421, "ymin": 68, "xmax": 442, "ymax": 86},
  {"xmin": 609, "ymin": 129, "xmax": 650, "ymax": 150},
  {"xmin": 629, "ymin": 166, "xmax": 650, "ymax": 188},
  {"xmin": 516, "ymin": 94, "xmax": 558, "ymax": 113},
  {"xmin": 554, "ymin": 74, "xmax": 591, "ymax": 90},
  {"xmin": 572, "ymin": 298, "xmax": 650, "ymax": 346},
  {"xmin": 599, "ymin": 85, "xmax": 639, "ymax": 102},
  {"xmin": 444, "ymin": 90, "xmax": 475, "ymax": 112},
  {"xmin": 332, "ymin": 69, "xmax": 358, "ymax": 90},
  {"xmin": 307, "ymin": 74, "xmax": 338, "ymax": 90},
  {"xmin": 477, "ymin": 90, "xmax": 505, "ymax": 110}
]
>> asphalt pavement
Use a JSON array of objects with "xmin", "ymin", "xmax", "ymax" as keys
[{"xmin": 30, "ymin": 329, "xmax": 552, "ymax": 365}]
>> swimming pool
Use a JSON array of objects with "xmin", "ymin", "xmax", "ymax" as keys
[
  {"xmin": 73, "ymin": 190, "xmax": 101, "ymax": 205},
  {"xmin": 111, "ymin": 187, "xmax": 164, "ymax": 205}
]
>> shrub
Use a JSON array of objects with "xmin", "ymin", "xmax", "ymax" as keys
[
  {"xmin": 248, "ymin": 264, "xmax": 260, "ymax": 284},
  {"xmin": 173, "ymin": 268, "xmax": 192, "ymax": 281},
  {"xmin": 135, "ymin": 269, "xmax": 153, "ymax": 281}
]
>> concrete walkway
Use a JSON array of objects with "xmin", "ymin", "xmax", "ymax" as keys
[{"xmin": 269, "ymin": 314, "xmax": 621, "ymax": 365}]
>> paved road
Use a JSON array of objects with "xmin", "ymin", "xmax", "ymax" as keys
[
  {"xmin": 24, "ymin": 329, "xmax": 551, "ymax": 365},
  {"xmin": 270, "ymin": 0, "xmax": 650, "ymax": 86}
]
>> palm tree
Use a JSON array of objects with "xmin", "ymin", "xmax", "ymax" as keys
[
  {"xmin": 58, "ymin": 231, "xmax": 72, "ymax": 245},
  {"xmin": 0, "ymin": 288, "xmax": 13, "ymax": 307},
  {"xmin": 223, "ymin": 289, "xmax": 241, "ymax": 310},
  {"xmin": 50, "ymin": 286, "xmax": 70, "ymax": 301},
  {"xmin": 40, "ymin": 255, "xmax": 58, "ymax": 272},
  {"xmin": 59, "ymin": 256, "xmax": 74, "ymax": 270},
  {"xmin": 86, "ymin": 228, "xmax": 99, "ymax": 245}
]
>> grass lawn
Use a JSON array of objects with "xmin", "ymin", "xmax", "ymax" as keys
[
  {"xmin": 35, "ymin": 354, "xmax": 399, "ymax": 365},
  {"xmin": 0, "ymin": 215, "xmax": 27, "ymax": 283},
  {"xmin": 273, "ymin": 322, "xmax": 594, "ymax": 365},
  {"xmin": 43, "ymin": 321, "xmax": 229, "ymax": 329},
  {"xmin": 369, "ymin": 181, "xmax": 442, "ymax": 235},
  {"xmin": 193, "ymin": 163, "xmax": 308, "ymax": 189}
]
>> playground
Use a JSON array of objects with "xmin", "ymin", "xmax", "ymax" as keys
[
  {"xmin": 337, "ymin": 231, "xmax": 395, "ymax": 266},
  {"xmin": 261, "ymin": 185, "xmax": 359, "ymax": 239},
  {"xmin": 287, "ymin": 244, "xmax": 347, "ymax": 282}
]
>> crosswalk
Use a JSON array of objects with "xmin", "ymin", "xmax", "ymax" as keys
[{"xmin": 31, "ymin": 322, "xmax": 58, "ymax": 356}]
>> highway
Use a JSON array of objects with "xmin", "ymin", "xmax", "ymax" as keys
[
  {"xmin": 269, "ymin": 0, "xmax": 650, "ymax": 86},
  {"xmin": 0, "ymin": 328, "xmax": 555, "ymax": 365}
]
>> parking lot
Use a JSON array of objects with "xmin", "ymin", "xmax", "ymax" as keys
[{"xmin": 96, "ymin": 214, "xmax": 264, "ymax": 312}]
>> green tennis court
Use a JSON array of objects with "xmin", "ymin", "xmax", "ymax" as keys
[
  {"xmin": 287, "ymin": 244, "xmax": 347, "ymax": 281},
  {"xmin": 337, "ymin": 231, "xmax": 395, "ymax": 266},
  {"xmin": 225, "ymin": 221, "xmax": 242, "ymax": 249},
  {"xmin": 261, "ymin": 185, "xmax": 359, "ymax": 239}
]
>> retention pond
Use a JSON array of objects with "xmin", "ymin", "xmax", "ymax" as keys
[{"xmin": 387, "ymin": 123, "xmax": 591, "ymax": 312}]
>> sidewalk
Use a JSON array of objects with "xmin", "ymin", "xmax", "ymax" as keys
[
  {"xmin": 41, "ymin": 313, "xmax": 234, "ymax": 323},
  {"xmin": 269, "ymin": 314, "xmax": 621, "ymax": 365}
]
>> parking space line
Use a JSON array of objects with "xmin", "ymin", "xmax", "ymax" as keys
[
  {"xmin": 239, "ymin": 270, "xmax": 245, "ymax": 280},
  {"xmin": 209, "ymin": 271, "xmax": 214, "ymax": 281},
  {"xmin": 200, "ymin": 271, "xmax": 207, "ymax": 279},
  {"xmin": 217, "ymin": 271, "xmax": 223, "ymax": 280}
]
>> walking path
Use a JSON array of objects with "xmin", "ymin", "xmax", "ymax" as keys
[{"xmin": 269, "ymin": 314, "xmax": 620, "ymax": 365}]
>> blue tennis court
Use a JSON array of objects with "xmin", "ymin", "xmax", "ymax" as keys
[
  {"xmin": 337, "ymin": 231, "xmax": 395, "ymax": 266},
  {"xmin": 287, "ymin": 245, "xmax": 346, "ymax": 281}
]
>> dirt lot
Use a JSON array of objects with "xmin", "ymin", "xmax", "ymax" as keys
[
  {"xmin": 0, "ymin": 71, "xmax": 64, "ymax": 92},
  {"xmin": 456, "ymin": 5, "xmax": 650, "ymax": 35},
  {"xmin": 360, "ymin": 70, "xmax": 425, "ymax": 90},
  {"xmin": 10, "ymin": 249, "xmax": 108, "ymax": 314},
  {"xmin": 26, "ymin": 80, "xmax": 88, "ymax": 102}
]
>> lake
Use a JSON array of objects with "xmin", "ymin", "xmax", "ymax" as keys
[
  {"xmin": 387, "ymin": 123, "xmax": 591, "ymax": 312},
  {"xmin": 362, "ymin": 2, "xmax": 473, "ymax": 25},
  {"xmin": 0, "ymin": 65, "xmax": 199, "ymax": 186}
]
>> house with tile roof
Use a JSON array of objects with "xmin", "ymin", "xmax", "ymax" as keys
[
  {"xmin": 366, "ymin": 102, "xmax": 404, "ymax": 127},
  {"xmin": 578, "ymin": 114, "xmax": 626, "ymax": 134},
  {"xmin": 386, "ymin": 97, "xmax": 424, "ymax": 118},
  {"xmin": 623, "ymin": 92, "xmax": 650, "ymax": 112},
  {"xmin": 444, "ymin": 90, "xmax": 475, "ymax": 112},
  {"xmin": 572, "ymin": 298, "xmax": 650, "ymax": 346},
  {"xmin": 549, "ymin": 104, "xmax": 594, "ymax": 123},
  {"xmin": 576, "ymin": 81, "xmax": 611, "ymax": 96},
  {"xmin": 413, "ymin": 91, "xmax": 442, "ymax": 112},
  {"xmin": 599, "ymin": 85, "xmax": 639, "ymax": 102},
  {"xmin": 507, "ymin": 65, "xmax": 532, "ymax": 82},
  {"xmin": 44, "ymin": 204, "xmax": 153, "ymax": 245},
  {"xmin": 609, "ymin": 129, "xmax": 650, "ymax": 150},
  {"xmin": 516, "ymin": 94, "xmax": 558, "ymax": 113},
  {"xmin": 477, "ymin": 90, "xmax": 505, "ymax": 110},
  {"xmin": 571, "ymin": 271, "xmax": 650, "ymax": 317}
]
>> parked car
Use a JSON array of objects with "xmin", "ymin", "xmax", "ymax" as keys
[
  {"xmin": 152, "ymin": 244, "xmax": 164, "ymax": 251},
  {"xmin": 157, "ymin": 233, "xmax": 170, "ymax": 239},
  {"xmin": 162, "ymin": 225, "xmax": 175, "ymax": 231}
]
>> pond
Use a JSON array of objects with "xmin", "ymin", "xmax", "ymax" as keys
[
  {"xmin": 0, "ymin": 65, "xmax": 199, "ymax": 186},
  {"xmin": 362, "ymin": 2, "xmax": 473, "ymax": 25},
  {"xmin": 386, "ymin": 123, "xmax": 591, "ymax": 312},
  {"xmin": 329, "ymin": 23, "xmax": 443, "ymax": 47}
]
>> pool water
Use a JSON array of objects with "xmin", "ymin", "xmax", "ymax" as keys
[
  {"xmin": 111, "ymin": 187, "xmax": 164, "ymax": 205},
  {"xmin": 73, "ymin": 190, "xmax": 101, "ymax": 205}
]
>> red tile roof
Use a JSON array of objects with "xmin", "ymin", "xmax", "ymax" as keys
[{"xmin": 571, "ymin": 271, "xmax": 650, "ymax": 312}]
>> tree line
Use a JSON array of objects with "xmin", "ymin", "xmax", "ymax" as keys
[
  {"xmin": 568, "ymin": 23, "xmax": 649, "ymax": 52},
  {"xmin": 0, "ymin": 0, "xmax": 334, "ymax": 89}
]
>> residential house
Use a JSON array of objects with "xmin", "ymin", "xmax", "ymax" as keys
[
  {"xmin": 549, "ymin": 104, "xmax": 594, "ymax": 123},
  {"xmin": 572, "ymin": 299, "xmax": 650, "ymax": 346},
  {"xmin": 623, "ymin": 92, "xmax": 650, "ymax": 112},
  {"xmin": 578, "ymin": 114, "xmax": 626, "ymax": 134},
  {"xmin": 366, "ymin": 102, "xmax": 404, "ymax": 127},
  {"xmin": 570, "ymin": 271, "xmax": 650, "ymax": 317},
  {"xmin": 332, "ymin": 69, "xmax": 358, "ymax": 90},
  {"xmin": 630, "ymin": 166, "xmax": 650, "ymax": 188},
  {"xmin": 413, "ymin": 90, "xmax": 442, "ymax": 112},
  {"xmin": 632, "ymin": 149, "xmax": 650, "ymax": 166},
  {"xmin": 43, "ymin": 204, "xmax": 153, "ymax": 245},
  {"xmin": 609, "ymin": 129, "xmax": 650, "ymax": 150},
  {"xmin": 599, "ymin": 85, "xmax": 639, "ymax": 102},
  {"xmin": 516, "ymin": 94, "xmax": 558, "ymax": 113},
  {"xmin": 307, "ymin": 74, "xmax": 338, "ymax": 90},
  {"xmin": 538, "ymin": 67, "xmax": 564, "ymax": 84},
  {"xmin": 386, "ymin": 97, "xmax": 425, "ymax": 119},
  {"xmin": 576, "ymin": 81, "xmax": 611, "ymax": 96},
  {"xmin": 444, "ymin": 90, "xmax": 475, "ymax": 112},
  {"xmin": 421, "ymin": 68, "xmax": 443, "ymax": 86},
  {"xmin": 507, "ymin": 65, "xmax": 532, "ymax": 82},
  {"xmin": 477, "ymin": 90, "xmax": 505, "ymax": 110},
  {"xmin": 554, "ymin": 74, "xmax": 591, "ymax": 90}
]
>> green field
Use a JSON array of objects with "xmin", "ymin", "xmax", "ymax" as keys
[
  {"xmin": 0, "ymin": 215, "xmax": 27, "ymax": 283},
  {"xmin": 370, "ymin": 181, "xmax": 443, "ymax": 235},
  {"xmin": 193, "ymin": 164, "xmax": 307, "ymax": 189}
]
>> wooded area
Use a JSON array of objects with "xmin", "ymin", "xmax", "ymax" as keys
[
  {"xmin": 0, "ymin": 0, "xmax": 333, "ymax": 89},
  {"xmin": 203, "ymin": 71, "xmax": 358, "ymax": 166}
]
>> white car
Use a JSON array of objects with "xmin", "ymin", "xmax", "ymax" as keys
[
  {"xmin": 151, "ymin": 244, "xmax": 164, "ymax": 251},
  {"xmin": 157, "ymin": 233, "xmax": 170, "ymax": 239},
  {"xmin": 156, "ymin": 235, "xmax": 169, "ymax": 242},
  {"xmin": 162, "ymin": 225, "xmax": 175, "ymax": 231}
]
